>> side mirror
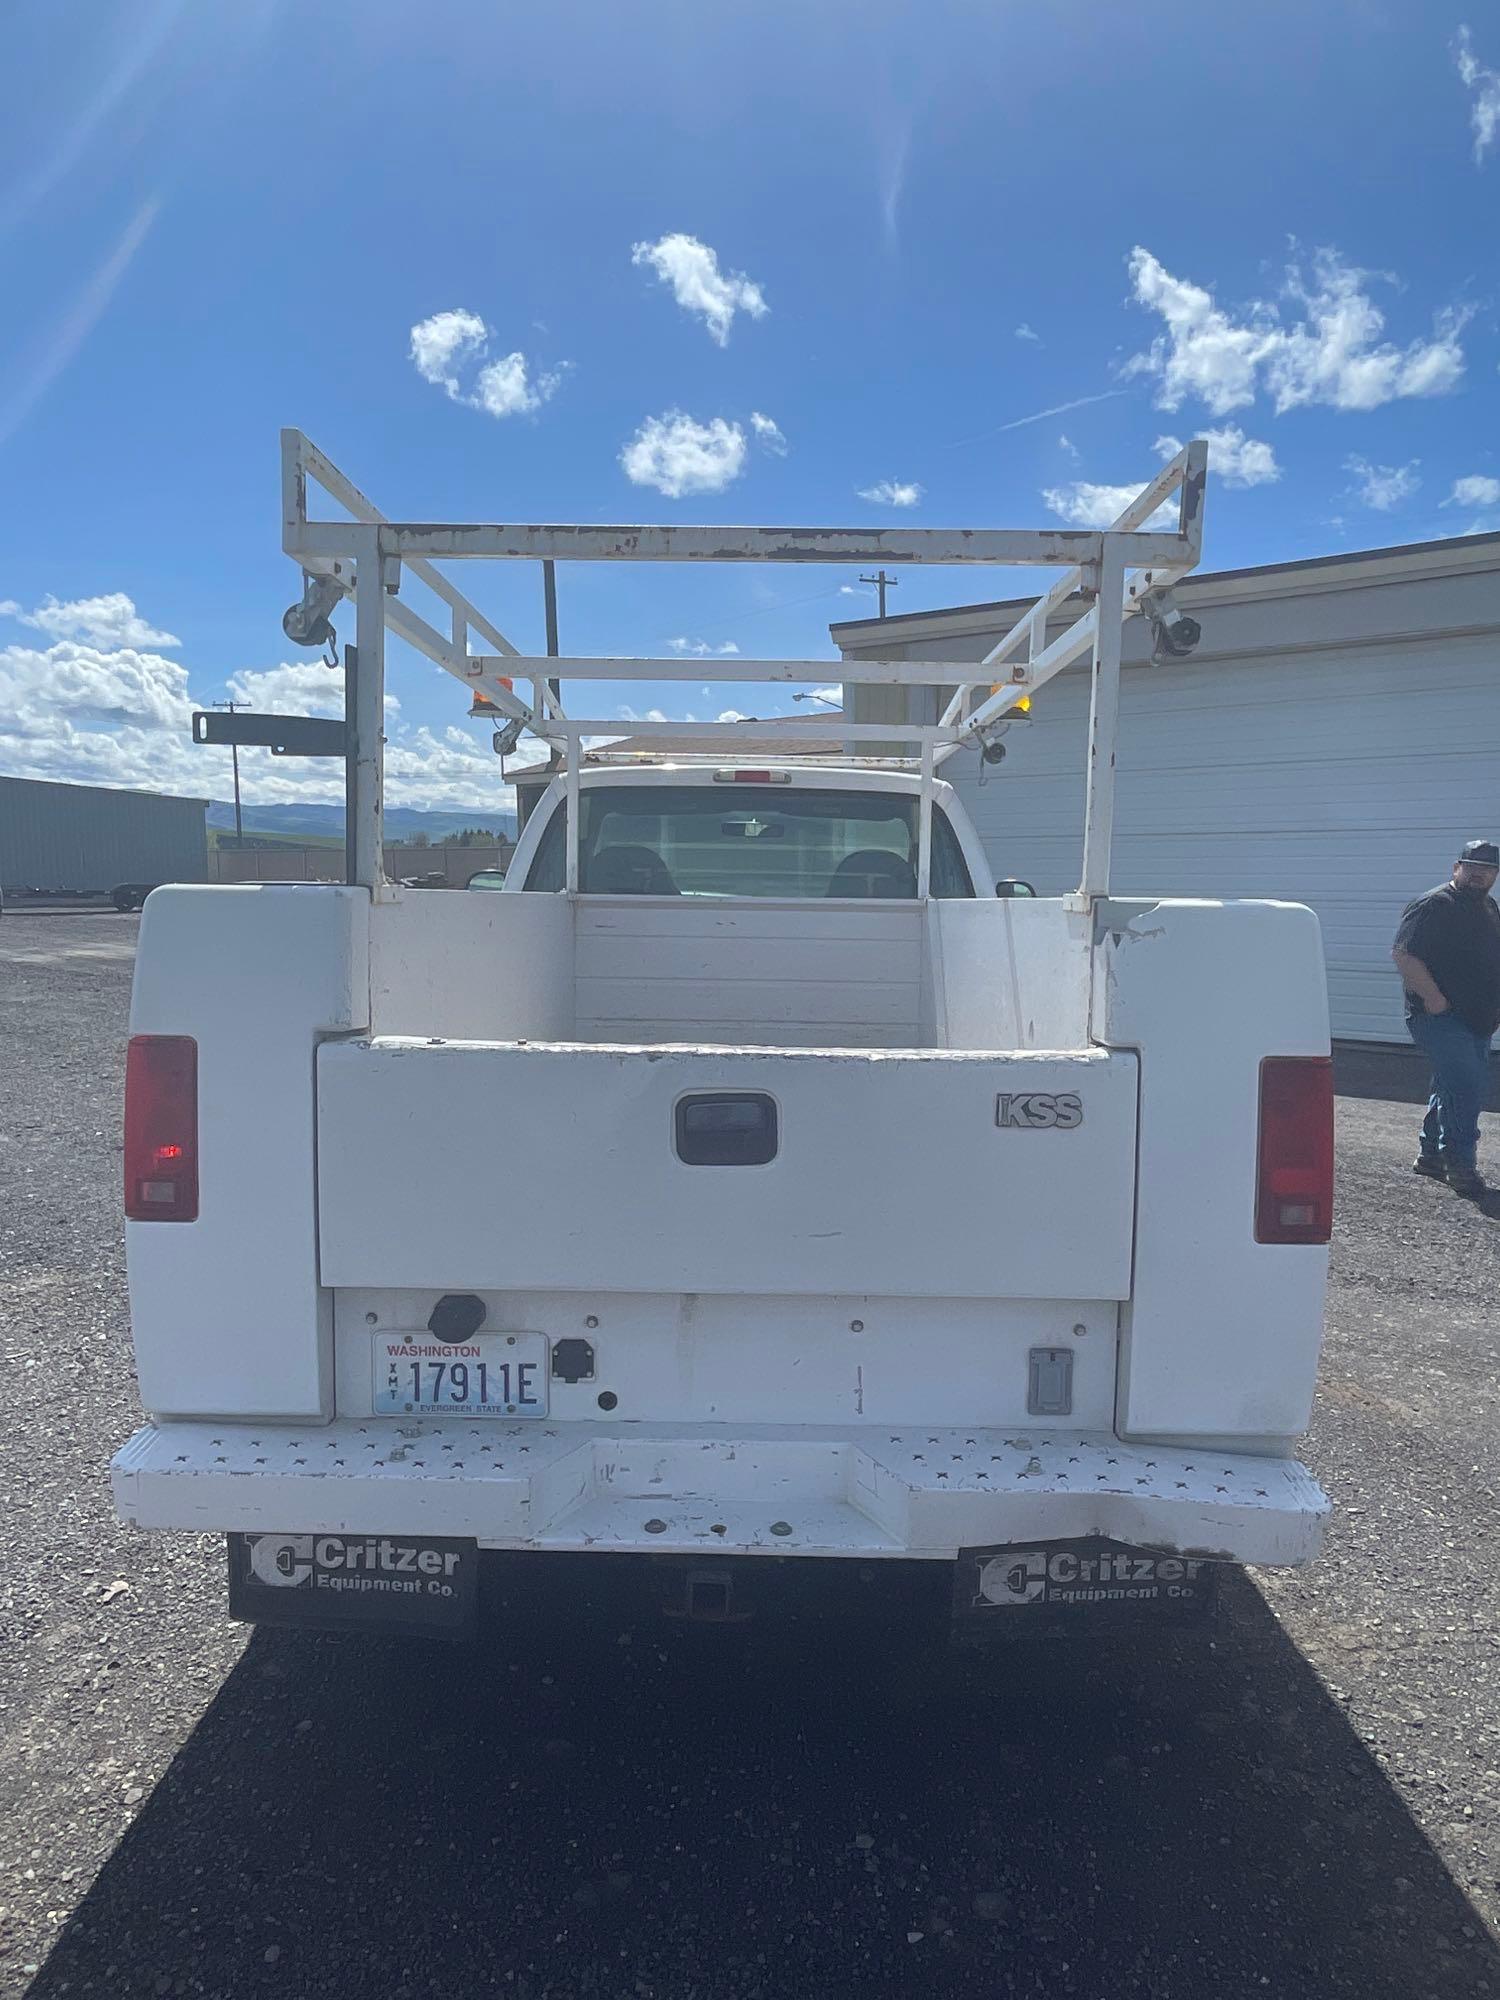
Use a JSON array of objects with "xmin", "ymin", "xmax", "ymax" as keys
[{"xmin": 995, "ymin": 879, "xmax": 1036, "ymax": 898}]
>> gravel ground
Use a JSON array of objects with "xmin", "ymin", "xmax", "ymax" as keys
[{"xmin": 1, "ymin": 909, "xmax": 1497, "ymax": 1999}]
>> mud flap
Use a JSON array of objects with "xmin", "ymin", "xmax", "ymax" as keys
[
  {"xmin": 226, "ymin": 1531, "xmax": 477, "ymax": 1636},
  {"xmin": 951, "ymin": 1536, "xmax": 1221, "ymax": 1639}
]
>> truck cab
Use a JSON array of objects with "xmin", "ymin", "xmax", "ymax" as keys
[{"xmin": 509, "ymin": 760, "xmax": 989, "ymax": 896}]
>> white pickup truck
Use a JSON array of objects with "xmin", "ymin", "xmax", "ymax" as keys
[{"xmin": 111, "ymin": 433, "xmax": 1332, "ymax": 1636}]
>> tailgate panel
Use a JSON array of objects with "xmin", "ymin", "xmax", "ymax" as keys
[{"xmin": 316, "ymin": 1040, "xmax": 1138, "ymax": 1300}]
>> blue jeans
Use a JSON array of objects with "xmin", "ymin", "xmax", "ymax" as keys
[{"xmin": 1409, "ymin": 1011, "xmax": 1494, "ymax": 1167}]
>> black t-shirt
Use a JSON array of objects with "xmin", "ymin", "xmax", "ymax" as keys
[{"xmin": 1394, "ymin": 883, "xmax": 1500, "ymax": 1036}]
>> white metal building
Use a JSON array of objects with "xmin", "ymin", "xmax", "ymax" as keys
[{"xmin": 835, "ymin": 531, "xmax": 1500, "ymax": 1042}]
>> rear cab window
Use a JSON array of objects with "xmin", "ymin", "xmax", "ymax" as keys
[{"xmin": 522, "ymin": 785, "xmax": 974, "ymax": 898}]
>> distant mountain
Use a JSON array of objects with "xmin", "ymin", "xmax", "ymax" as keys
[{"xmin": 207, "ymin": 802, "xmax": 515, "ymax": 840}]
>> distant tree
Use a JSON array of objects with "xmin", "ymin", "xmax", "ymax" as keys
[
  {"xmin": 409, "ymin": 831, "xmax": 430, "ymax": 849},
  {"xmin": 451, "ymin": 826, "xmax": 501, "ymax": 847}
]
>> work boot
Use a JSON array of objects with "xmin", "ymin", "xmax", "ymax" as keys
[
  {"xmin": 1446, "ymin": 1161, "xmax": 1488, "ymax": 1197},
  {"xmin": 1412, "ymin": 1154, "xmax": 1446, "ymax": 1179}
]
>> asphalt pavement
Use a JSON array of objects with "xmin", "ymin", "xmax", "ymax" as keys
[{"xmin": 1, "ymin": 910, "xmax": 1497, "ymax": 1999}]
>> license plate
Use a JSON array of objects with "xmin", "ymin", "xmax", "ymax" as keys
[{"xmin": 372, "ymin": 1333, "xmax": 549, "ymax": 1418}]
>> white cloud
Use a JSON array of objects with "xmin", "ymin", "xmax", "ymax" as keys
[
  {"xmin": 1455, "ymin": 26, "xmax": 1500, "ymax": 162},
  {"xmin": 1058, "ymin": 434, "xmax": 1079, "ymax": 458},
  {"xmin": 1345, "ymin": 455, "xmax": 1421, "ymax": 511},
  {"xmin": 0, "ymin": 636, "xmax": 196, "ymax": 745},
  {"xmin": 1045, "ymin": 431, "xmax": 1280, "ymax": 527},
  {"xmin": 383, "ymin": 724, "xmax": 516, "ymax": 810},
  {"xmin": 619, "ymin": 411, "xmax": 747, "ymax": 497},
  {"xmin": 409, "ymin": 309, "xmax": 489, "ymax": 398},
  {"xmin": 1, "ymin": 590, "xmax": 181, "ymax": 649},
  {"xmin": 857, "ymin": 479, "xmax": 923, "ymax": 507},
  {"xmin": 473, "ymin": 352, "xmax": 562, "ymax": 417},
  {"xmin": 1125, "ymin": 246, "xmax": 1468, "ymax": 415},
  {"xmin": 750, "ymin": 411, "xmax": 788, "ymax": 456},
  {"xmin": 630, "ymin": 234, "xmax": 768, "ymax": 346},
  {"xmin": 226, "ymin": 660, "xmax": 344, "ymax": 717},
  {"xmin": 1125, "ymin": 250, "xmax": 1267, "ymax": 414},
  {"xmin": 224, "ymin": 660, "xmax": 400, "ymax": 719},
  {"xmin": 838, "ymin": 584, "xmax": 874, "ymax": 597},
  {"xmin": 408, "ymin": 309, "xmax": 562, "ymax": 417},
  {"xmin": 1014, "ymin": 323, "xmax": 1041, "ymax": 344},
  {"xmin": 1153, "ymin": 424, "xmax": 1281, "ymax": 488},
  {"xmin": 1269, "ymin": 262, "xmax": 1467, "ymax": 411},
  {"xmin": 1042, "ymin": 483, "xmax": 1178, "ymax": 531},
  {"xmin": 1445, "ymin": 473, "xmax": 1500, "ymax": 508},
  {"xmin": 615, "ymin": 706, "xmax": 675, "ymax": 724},
  {"xmin": 0, "ymin": 596, "xmax": 507, "ymax": 813},
  {"xmin": 667, "ymin": 637, "xmax": 740, "ymax": 657},
  {"xmin": 810, "ymin": 686, "xmax": 841, "ymax": 705},
  {"xmin": 0, "ymin": 631, "xmax": 238, "ymax": 800},
  {"xmin": 717, "ymin": 708, "xmax": 749, "ymax": 724}
]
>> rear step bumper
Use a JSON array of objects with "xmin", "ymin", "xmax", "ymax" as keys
[{"xmin": 112, "ymin": 1422, "xmax": 1328, "ymax": 1566}]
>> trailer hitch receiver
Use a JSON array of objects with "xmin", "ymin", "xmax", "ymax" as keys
[{"xmin": 662, "ymin": 1567, "xmax": 753, "ymax": 1624}]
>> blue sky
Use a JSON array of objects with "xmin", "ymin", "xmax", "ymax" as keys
[{"xmin": 1, "ymin": 0, "xmax": 1497, "ymax": 812}]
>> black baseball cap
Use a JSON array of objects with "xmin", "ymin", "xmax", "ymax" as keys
[{"xmin": 1459, "ymin": 840, "xmax": 1499, "ymax": 867}]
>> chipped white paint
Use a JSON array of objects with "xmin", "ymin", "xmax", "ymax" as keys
[{"xmin": 113, "ymin": 1421, "xmax": 1328, "ymax": 1565}]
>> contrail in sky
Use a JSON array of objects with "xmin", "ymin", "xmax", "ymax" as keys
[
  {"xmin": 0, "ymin": 0, "xmax": 186, "ymax": 238},
  {"xmin": 0, "ymin": 200, "xmax": 160, "ymax": 451},
  {"xmin": 944, "ymin": 389, "xmax": 1128, "ymax": 449}
]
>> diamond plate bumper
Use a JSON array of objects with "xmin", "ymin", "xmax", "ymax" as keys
[{"xmin": 112, "ymin": 1421, "xmax": 1328, "ymax": 1566}]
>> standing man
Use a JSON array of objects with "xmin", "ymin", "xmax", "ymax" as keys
[{"xmin": 1392, "ymin": 840, "xmax": 1500, "ymax": 1196}]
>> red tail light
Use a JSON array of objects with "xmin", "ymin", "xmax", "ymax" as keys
[
  {"xmin": 1255, "ymin": 1056, "xmax": 1333, "ymax": 1244},
  {"xmin": 125, "ymin": 1036, "xmax": 198, "ymax": 1222}
]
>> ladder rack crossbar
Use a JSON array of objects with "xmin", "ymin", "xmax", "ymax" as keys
[
  {"xmin": 292, "ymin": 519, "xmax": 1196, "ymax": 569},
  {"xmin": 467, "ymin": 656, "xmax": 994, "ymax": 687},
  {"xmin": 553, "ymin": 719, "xmax": 963, "ymax": 745}
]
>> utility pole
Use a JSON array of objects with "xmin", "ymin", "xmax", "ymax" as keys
[
  {"xmin": 543, "ymin": 559, "xmax": 562, "ymax": 772},
  {"xmin": 213, "ymin": 699, "xmax": 246, "ymax": 842},
  {"xmin": 859, "ymin": 569, "xmax": 898, "ymax": 619}
]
